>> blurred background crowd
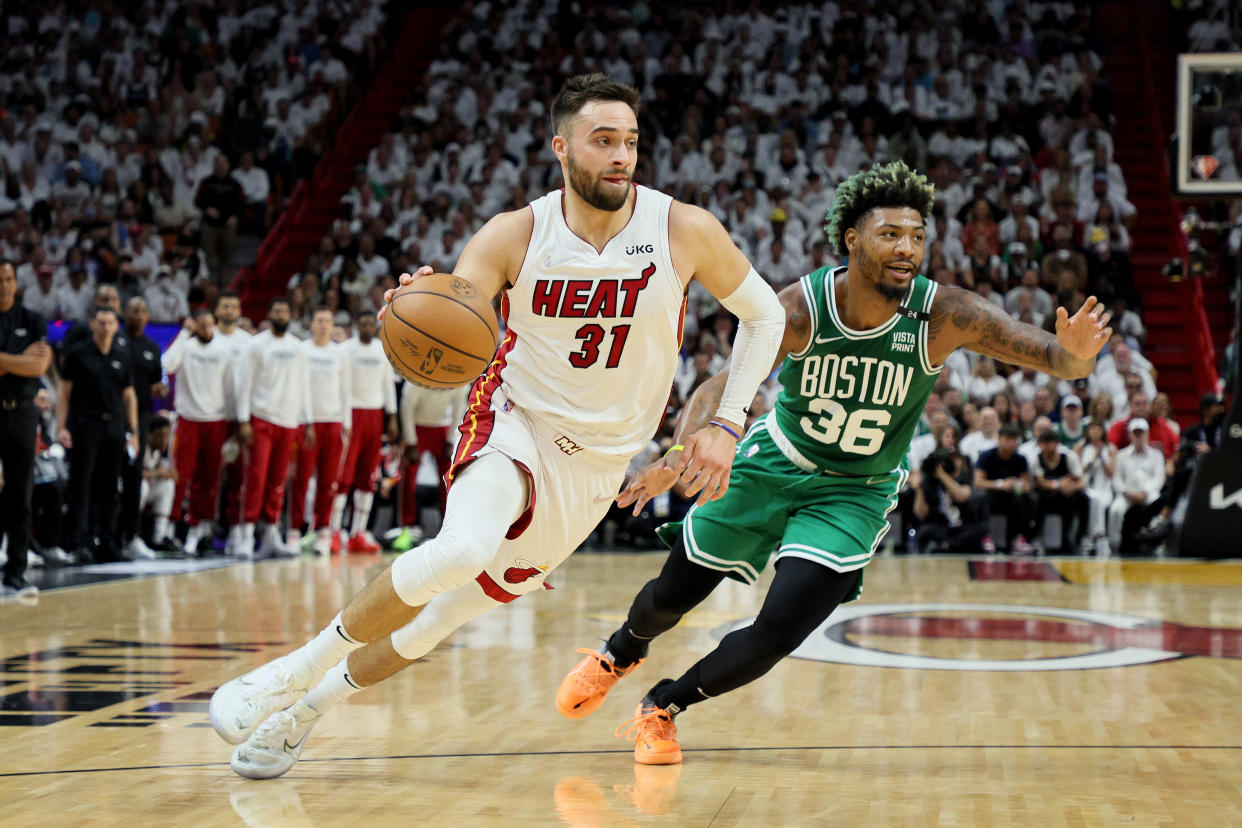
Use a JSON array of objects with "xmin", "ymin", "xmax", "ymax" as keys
[{"xmin": 0, "ymin": 0, "xmax": 1238, "ymax": 595}]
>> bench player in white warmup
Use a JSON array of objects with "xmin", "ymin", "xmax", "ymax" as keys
[{"xmin": 210, "ymin": 73, "xmax": 785, "ymax": 779}]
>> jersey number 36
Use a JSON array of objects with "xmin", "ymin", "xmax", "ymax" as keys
[{"xmin": 799, "ymin": 399, "xmax": 891, "ymax": 456}]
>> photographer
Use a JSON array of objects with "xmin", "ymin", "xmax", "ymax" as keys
[
  {"xmin": 975, "ymin": 423, "xmax": 1037, "ymax": 553},
  {"xmin": 1140, "ymin": 392, "xmax": 1226, "ymax": 547},
  {"xmin": 1032, "ymin": 430, "xmax": 1089, "ymax": 553},
  {"xmin": 914, "ymin": 422, "xmax": 988, "ymax": 554}
]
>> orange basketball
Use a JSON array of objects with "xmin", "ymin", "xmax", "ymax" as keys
[{"xmin": 380, "ymin": 273, "xmax": 499, "ymax": 389}]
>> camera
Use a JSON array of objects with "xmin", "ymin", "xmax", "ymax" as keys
[{"xmin": 928, "ymin": 448, "xmax": 956, "ymax": 474}]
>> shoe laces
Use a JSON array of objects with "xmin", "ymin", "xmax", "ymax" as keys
[
  {"xmin": 570, "ymin": 648, "xmax": 618, "ymax": 692},
  {"xmin": 241, "ymin": 662, "xmax": 294, "ymax": 703},
  {"xmin": 249, "ymin": 710, "xmax": 294, "ymax": 748},
  {"xmin": 615, "ymin": 703, "xmax": 676, "ymax": 744}
]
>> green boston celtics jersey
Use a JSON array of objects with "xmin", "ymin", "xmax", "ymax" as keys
[{"xmin": 771, "ymin": 266, "xmax": 942, "ymax": 476}]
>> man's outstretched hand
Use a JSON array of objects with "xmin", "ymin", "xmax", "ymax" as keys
[{"xmin": 615, "ymin": 421, "xmax": 741, "ymax": 516}]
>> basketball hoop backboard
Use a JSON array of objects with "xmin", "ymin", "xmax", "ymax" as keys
[{"xmin": 1175, "ymin": 52, "xmax": 1242, "ymax": 197}]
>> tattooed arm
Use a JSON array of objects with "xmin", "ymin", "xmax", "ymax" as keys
[
  {"xmin": 615, "ymin": 283, "xmax": 811, "ymax": 514},
  {"xmin": 927, "ymin": 285, "xmax": 1113, "ymax": 379}
]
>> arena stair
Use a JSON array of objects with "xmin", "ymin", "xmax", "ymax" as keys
[
  {"xmin": 1097, "ymin": 0, "xmax": 1225, "ymax": 425},
  {"xmin": 234, "ymin": 8, "xmax": 453, "ymax": 314}
]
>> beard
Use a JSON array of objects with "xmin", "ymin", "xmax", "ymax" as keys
[
  {"xmin": 566, "ymin": 151, "xmax": 630, "ymax": 212},
  {"xmin": 193, "ymin": 331, "xmax": 212, "ymax": 344},
  {"xmin": 855, "ymin": 242, "xmax": 913, "ymax": 301},
  {"xmin": 271, "ymin": 319, "xmax": 289, "ymax": 335}
]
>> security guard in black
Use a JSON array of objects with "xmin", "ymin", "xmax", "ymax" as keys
[
  {"xmin": 58, "ymin": 306, "xmax": 138, "ymax": 562},
  {"xmin": 0, "ymin": 260, "xmax": 51, "ymax": 592}
]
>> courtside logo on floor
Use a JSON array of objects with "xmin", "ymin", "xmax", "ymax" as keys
[{"xmin": 720, "ymin": 603, "xmax": 1242, "ymax": 671}]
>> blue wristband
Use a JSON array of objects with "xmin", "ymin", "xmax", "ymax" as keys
[{"xmin": 709, "ymin": 419, "xmax": 741, "ymax": 440}]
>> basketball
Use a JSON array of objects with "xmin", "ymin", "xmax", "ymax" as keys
[{"xmin": 380, "ymin": 273, "xmax": 499, "ymax": 389}]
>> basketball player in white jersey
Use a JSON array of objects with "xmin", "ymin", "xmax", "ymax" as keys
[
  {"xmin": 233, "ymin": 297, "xmax": 311, "ymax": 559},
  {"xmin": 213, "ymin": 290, "xmax": 253, "ymax": 555},
  {"xmin": 290, "ymin": 308, "xmax": 351, "ymax": 553},
  {"xmin": 210, "ymin": 73, "xmax": 786, "ymax": 779},
  {"xmin": 160, "ymin": 309, "xmax": 235, "ymax": 556},
  {"xmin": 329, "ymin": 311, "xmax": 399, "ymax": 554}
]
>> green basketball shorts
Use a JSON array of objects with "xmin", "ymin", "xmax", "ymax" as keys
[{"xmin": 656, "ymin": 421, "xmax": 908, "ymax": 603}]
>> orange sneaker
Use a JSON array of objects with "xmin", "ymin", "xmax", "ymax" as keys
[
  {"xmin": 346, "ymin": 532, "xmax": 381, "ymax": 553},
  {"xmin": 616, "ymin": 700, "xmax": 682, "ymax": 765},
  {"xmin": 556, "ymin": 648, "xmax": 643, "ymax": 719},
  {"xmin": 329, "ymin": 531, "xmax": 343, "ymax": 554}
]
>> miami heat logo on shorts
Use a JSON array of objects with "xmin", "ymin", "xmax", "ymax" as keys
[{"xmin": 503, "ymin": 557, "xmax": 546, "ymax": 584}]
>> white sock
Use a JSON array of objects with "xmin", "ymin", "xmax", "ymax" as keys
[
  {"xmin": 302, "ymin": 658, "xmax": 364, "ymax": 715},
  {"xmin": 352, "ymin": 491, "xmax": 374, "ymax": 536},
  {"xmin": 152, "ymin": 516, "xmax": 169, "ymax": 543},
  {"xmin": 330, "ymin": 494, "xmax": 347, "ymax": 532},
  {"xmin": 285, "ymin": 611, "xmax": 364, "ymax": 687}
]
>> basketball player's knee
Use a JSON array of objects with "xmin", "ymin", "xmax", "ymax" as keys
[
  {"xmin": 390, "ymin": 530, "xmax": 496, "ymax": 607},
  {"xmin": 749, "ymin": 616, "xmax": 810, "ymax": 658},
  {"xmin": 650, "ymin": 578, "xmax": 701, "ymax": 617},
  {"xmin": 390, "ymin": 589, "xmax": 492, "ymax": 660}
]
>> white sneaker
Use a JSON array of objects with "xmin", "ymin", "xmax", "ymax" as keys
[
  {"xmin": 230, "ymin": 703, "xmax": 320, "ymax": 780},
  {"xmin": 258, "ymin": 525, "xmax": 298, "ymax": 558},
  {"xmin": 125, "ymin": 537, "xmax": 157, "ymax": 560},
  {"xmin": 287, "ymin": 529, "xmax": 302, "ymax": 550},
  {"xmin": 184, "ymin": 523, "xmax": 212, "ymax": 557},
  {"xmin": 234, "ymin": 524, "xmax": 256, "ymax": 560},
  {"xmin": 313, "ymin": 529, "xmax": 332, "ymax": 557},
  {"xmin": 41, "ymin": 546, "xmax": 73, "ymax": 566},
  {"xmin": 27, "ymin": 550, "xmax": 44, "ymax": 568},
  {"xmin": 1095, "ymin": 537, "xmax": 1112, "ymax": 558},
  {"xmin": 210, "ymin": 658, "xmax": 309, "ymax": 745}
]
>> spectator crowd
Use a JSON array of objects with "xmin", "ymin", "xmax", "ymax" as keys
[
  {"xmin": 2, "ymin": 0, "xmax": 1237, "ymax": 596},
  {"xmin": 0, "ymin": 0, "xmax": 389, "ymax": 325}
]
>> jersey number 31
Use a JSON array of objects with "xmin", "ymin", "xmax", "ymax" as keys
[
  {"xmin": 799, "ymin": 399, "xmax": 891, "ymax": 456},
  {"xmin": 570, "ymin": 324, "xmax": 630, "ymax": 369}
]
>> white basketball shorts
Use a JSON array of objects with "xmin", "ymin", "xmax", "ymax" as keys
[{"xmin": 448, "ymin": 384, "xmax": 629, "ymax": 602}]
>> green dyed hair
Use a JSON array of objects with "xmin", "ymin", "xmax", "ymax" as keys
[{"xmin": 823, "ymin": 161, "xmax": 935, "ymax": 257}]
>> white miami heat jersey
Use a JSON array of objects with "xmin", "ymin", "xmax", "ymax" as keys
[{"xmin": 495, "ymin": 185, "xmax": 686, "ymax": 461}]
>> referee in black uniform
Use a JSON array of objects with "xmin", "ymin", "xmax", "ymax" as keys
[
  {"xmin": 0, "ymin": 260, "xmax": 51, "ymax": 597},
  {"xmin": 57, "ymin": 305, "xmax": 139, "ymax": 564}
]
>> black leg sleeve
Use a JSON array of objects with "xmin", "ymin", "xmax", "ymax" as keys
[
  {"xmin": 605, "ymin": 537, "xmax": 727, "ymax": 669},
  {"xmin": 650, "ymin": 557, "xmax": 861, "ymax": 713}
]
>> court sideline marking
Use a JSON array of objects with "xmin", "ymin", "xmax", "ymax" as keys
[{"xmin": 3, "ymin": 743, "xmax": 1242, "ymax": 777}]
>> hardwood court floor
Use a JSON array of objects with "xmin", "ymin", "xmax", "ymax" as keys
[{"xmin": 2, "ymin": 551, "xmax": 1242, "ymax": 826}]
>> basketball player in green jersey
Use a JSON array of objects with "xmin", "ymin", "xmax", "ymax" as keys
[{"xmin": 556, "ymin": 161, "xmax": 1114, "ymax": 765}]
